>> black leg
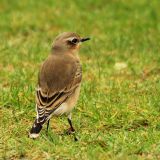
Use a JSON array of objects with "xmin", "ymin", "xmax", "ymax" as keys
[
  {"xmin": 68, "ymin": 118, "xmax": 75, "ymax": 132},
  {"xmin": 46, "ymin": 119, "xmax": 50, "ymax": 133},
  {"xmin": 67, "ymin": 117, "xmax": 78, "ymax": 141}
]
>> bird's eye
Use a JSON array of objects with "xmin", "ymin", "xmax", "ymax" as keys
[{"xmin": 71, "ymin": 38, "xmax": 78, "ymax": 44}]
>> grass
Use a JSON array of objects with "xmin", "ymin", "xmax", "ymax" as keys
[{"xmin": 0, "ymin": 0, "xmax": 160, "ymax": 159}]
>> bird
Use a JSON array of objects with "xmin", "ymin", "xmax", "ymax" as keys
[{"xmin": 29, "ymin": 32, "xmax": 90, "ymax": 139}]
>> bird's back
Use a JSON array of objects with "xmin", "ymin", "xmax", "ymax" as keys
[{"xmin": 38, "ymin": 53, "xmax": 81, "ymax": 96}]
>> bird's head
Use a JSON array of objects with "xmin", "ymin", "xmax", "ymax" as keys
[{"xmin": 52, "ymin": 32, "xmax": 90, "ymax": 53}]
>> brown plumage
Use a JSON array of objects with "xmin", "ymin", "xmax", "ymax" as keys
[{"xmin": 29, "ymin": 32, "xmax": 90, "ymax": 138}]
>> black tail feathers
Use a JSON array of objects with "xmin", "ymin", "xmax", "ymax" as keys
[{"xmin": 30, "ymin": 119, "xmax": 43, "ymax": 135}]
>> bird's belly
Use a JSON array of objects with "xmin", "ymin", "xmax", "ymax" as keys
[
  {"xmin": 53, "ymin": 102, "xmax": 69, "ymax": 116},
  {"xmin": 52, "ymin": 85, "xmax": 81, "ymax": 116}
]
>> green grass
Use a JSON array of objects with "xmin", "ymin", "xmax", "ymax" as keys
[{"xmin": 1, "ymin": 0, "xmax": 160, "ymax": 159}]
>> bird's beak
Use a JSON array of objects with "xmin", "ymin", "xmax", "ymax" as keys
[{"xmin": 80, "ymin": 37, "xmax": 90, "ymax": 42}]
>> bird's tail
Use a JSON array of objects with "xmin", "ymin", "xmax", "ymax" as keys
[{"xmin": 29, "ymin": 118, "xmax": 44, "ymax": 139}]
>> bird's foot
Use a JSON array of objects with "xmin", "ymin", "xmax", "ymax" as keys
[
  {"xmin": 64, "ymin": 128, "xmax": 78, "ymax": 141},
  {"xmin": 66, "ymin": 127, "xmax": 75, "ymax": 135}
]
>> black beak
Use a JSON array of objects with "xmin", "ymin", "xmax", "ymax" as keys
[{"xmin": 80, "ymin": 37, "xmax": 90, "ymax": 42}]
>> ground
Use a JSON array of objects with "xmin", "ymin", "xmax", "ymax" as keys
[{"xmin": 0, "ymin": 0, "xmax": 160, "ymax": 159}]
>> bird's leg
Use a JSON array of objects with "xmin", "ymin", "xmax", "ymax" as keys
[
  {"xmin": 67, "ymin": 113, "xmax": 78, "ymax": 141},
  {"xmin": 67, "ymin": 113, "xmax": 75, "ymax": 133},
  {"xmin": 46, "ymin": 119, "xmax": 50, "ymax": 133}
]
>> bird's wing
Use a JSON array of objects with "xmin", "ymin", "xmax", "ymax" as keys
[{"xmin": 36, "ymin": 54, "xmax": 82, "ymax": 123}]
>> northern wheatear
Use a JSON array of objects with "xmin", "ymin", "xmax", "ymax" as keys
[{"xmin": 29, "ymin": 32, "xmax": 90, "ymax": 139}]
